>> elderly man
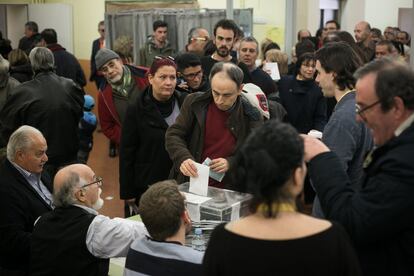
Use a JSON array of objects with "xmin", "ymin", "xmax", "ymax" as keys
[
  {"xmin": 303, "ymin": 58, "xmax": 414, "ymax": 275},
  {"xmin": 166, "ymin": 62, "xmax": 263, "ymax": 188},
  {"xmin": 125, "ymin": 180, "xmax": 203, "ymax": 275},
  {"xmin": 30, "ymin": 163, "xmax": 147, "ymax": 276},
  {"xmin": 0, "ymin": 47, "xmax": 84, "ymax": 179},
  {"xmin": 96, "ymin": 48, "xmax": 147, "ymax": 147},
  {"xmin": 238, "ymin": 36, "xmax": 276, "ymax": 95},
  {"xmin": 179, "ymin": 27, "xmax": 210, "ymax": 56},
  {"xmin": 139, "ymin": 20, "xmax": 176, "ymax": 67},
  {"xmin": 0, "ymin": 126, "xmax": 52, "ymax": 275},
  {"xmin": 0, "ymin": 53, "xmax": 19, "ymax": 114}
]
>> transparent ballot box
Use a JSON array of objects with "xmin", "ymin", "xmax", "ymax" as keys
[{"xmin": 178, "ymin": 182, "xmax": 252, "ymax": 222}]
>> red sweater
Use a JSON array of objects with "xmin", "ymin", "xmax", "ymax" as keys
[{"xmin": 201, "ymin": 101, "xmax": 236, "ymax": 188}]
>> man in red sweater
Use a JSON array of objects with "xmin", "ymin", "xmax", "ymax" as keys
[{"xmin": 166, "ymin": 62, "xmax": 263, "ymax": 188}]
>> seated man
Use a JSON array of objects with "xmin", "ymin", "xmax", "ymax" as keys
[
  {"xmin": 0, "ymin": 125, "xmax": 52, "ymax": 275},
  {"xmin": 125, "ymin": 180, "xmax": 203, "ymax": 276},
  {"xmin": 30, "ymin": 164, "xmax": 147, "ymax": 276},
  {"xmin": 175, "ymin": 53, "xmax": 210, "ymax": 93}
]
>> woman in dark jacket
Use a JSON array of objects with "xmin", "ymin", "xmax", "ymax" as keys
[
  {"xmin": 277, "ymin": 52, "xmax": 327, "ymax": 134},
  {"xmin": 119, "ymin": 57, "xmax": 187, "ymax": 217}
]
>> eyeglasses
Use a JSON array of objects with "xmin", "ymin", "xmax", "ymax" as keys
[
  {"xmin": 182, "ymin": 70, "xmax": 203, "ymax": 80},
  {"xmin": 99, "ymin": 29, "xmax": 105, "ymax": 33},
  {"xmin": 355, "ymin": 100, "xmax": 381, "ymax": 119},
  {"xmin": 80, "ymin": 176, "xmax": 103, "ymax": 189},
  {"xmin": 192, "ymin": 36, "xmax": 209, "ymax": 42}
]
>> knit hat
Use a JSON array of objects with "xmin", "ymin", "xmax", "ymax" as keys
[
  {"xmin": 95, "ymin": 48, "xmax": 120, "ymax": 70},
  {"xmin": 241, "ymin": 83, "xmax": 270, "ymax": 119}
]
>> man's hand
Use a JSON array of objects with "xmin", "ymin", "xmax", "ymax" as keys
[
  {"xmin": 301, "ymin": 134, "xmax": 330, "ymax": 162},
  {"xmin": 180, "ymin": 158, "xmax": 198, "ymax": 177},
  {"xmin": 209, "ymin": 158, "xmax": 229, "ymax": 173},
  {"xmin": 177, "ymin": 82, "xmax": 189, "ymax": 90}
]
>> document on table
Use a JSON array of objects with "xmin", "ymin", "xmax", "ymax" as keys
[{"xmin": 189, "ymin": 162, "xmax": 209, "ymax": 196}]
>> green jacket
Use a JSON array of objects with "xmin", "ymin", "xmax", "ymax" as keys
[{"xmin": 138, "ymin": 37, "xmax": 176, "ymax": 67}]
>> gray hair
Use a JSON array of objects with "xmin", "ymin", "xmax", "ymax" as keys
[
  {"xmin": 29, "ymin": 47, "xmax": 54, "ymax": 72},
  {"xmin": 53, "ymin": 171, "xmax": 86, "ymax": 207},
  {"xmin": 187, "ymin": 27, "xmax": 206, "ymax": 44},
  {"xmin": 209, "ymin": 62, "xmax": 244, "ymax": 87},
  {"xmin": 0, "ymin": 55, "xmax": 10, "ymax": 76},
  {"xmin": 239, "ymin": 36, "xmax": 259, "ymax": 52},
  {"xmin": 6, "ymin": 125, "xmax": 44, "ymax": 162}
]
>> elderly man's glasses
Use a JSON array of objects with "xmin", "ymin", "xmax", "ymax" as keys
[
  {"xmin": 81, "ymin": 177, "xmax": 103, "ymax": 189},
  {"xmin": 192, "ymin": 36, "xmax": 209, "ymax": 42},
  {"xmin": 355, "ymin": 100, "xmax": 381, "ymax": 119}
]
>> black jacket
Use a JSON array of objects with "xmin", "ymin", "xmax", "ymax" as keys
[
  {"xmin": 0, "ymin": 71, "xmax": 84, "ymax": 165},
  {"xmin": 119, "ymin": 87, "xmax": 187, "ymax": 201},
  {"xmin": 48, "ymin": 43, "xmax": 86, "ymax": 87},
  {"xmin": 278, "ymin": 75, "xmax": 327, "ymax": 133},
  {"xmin": 0, "ymin": 159, "xmax": 52, "ymax": 272},
  {"xmin": 10, "ymin": 63, "xmax": 33, "ymax": 83},
  {"xmin": 309, "ymin": 122, "xmax": 414, "ymax": 276}
]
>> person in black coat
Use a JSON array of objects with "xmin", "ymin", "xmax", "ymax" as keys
[
  {"xmin": 0, "ymin": 126, "xmax": 53, "ymax": 275},
  {"xmin": 8, "ymin": 49, "xmax": 33, "ymax": 83},
  {"xmin": 0, "ymin": 47, "xmax": 84, "ymax": 179},
  {"xmin": 119, "ymin": 57, "xmax": 187, "ymax": 217},
  {"xmin": 278, "ymin": 52, "xmax": 327, "ymax": 134},
  {"xmin": 90, "ymin": 21, "xmax": 106, "ymax": 90}
]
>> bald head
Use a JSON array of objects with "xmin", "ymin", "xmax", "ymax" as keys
[
  {"xmin": 53, "ymin": 164, "xmax": 96, "ymax": 208},
  {"xmin": 354, "ymin": 21, "xmax": 371, "ymax": 43}
]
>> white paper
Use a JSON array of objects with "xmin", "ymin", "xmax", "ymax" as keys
[
  {"xmin": 264, "ymin": 62, "xmax": 281, "ymax": 81},
  {"xmin": 181, "ymin": 192, "xmax": 211, "ymax": 204},
  {"xmin": 231, "ymin": 202, "xmax": 241, "ymax": 221},
  {"xmin": 189, "ymin": 162, "xmax": 209, "ymax": 196}
]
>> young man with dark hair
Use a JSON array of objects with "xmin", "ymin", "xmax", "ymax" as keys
[
  {"xmin": 325, "ymin": 20, "xmax": 340, "ymax": 34},
  {"xmin": 40, "ymin": 28, "xmax": 86, "ymax": 87},
  {"xmin": 139, "ymin": 20, "xmax": 175, "ymax": 67},
  {"xmin": 200, "ymin": 19, "xmax": 239, "ymax": 77},
  {"xmin": 124, "ymin": 180, "xmax": 203, "ymax": 276},
  {"xmin": 175, "ymin": 53, "xmax": 210, "ymax": 93},
  {"xmin": 313, "ymin": 42, "xmax": 373, "ymax": 217}
]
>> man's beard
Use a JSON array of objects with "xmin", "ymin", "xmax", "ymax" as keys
[
  {"xmin": 217, "ymin": 46, "xmax": 230, "ymax": 58},
  {"xmin": 92, "ymin": 188, "xmax": 104, "ymax": 210}
]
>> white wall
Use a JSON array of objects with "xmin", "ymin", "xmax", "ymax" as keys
[
  {"xmin": 364, "ymin": 0, "xmax": 412, "ymax": 31},
  {"xmin": 340, "ymin": 0, "xmax": 365, "ymax": 34},
  {"xmin": 6, "ymin": 5, "xmax": 27, "ymax": 49}
]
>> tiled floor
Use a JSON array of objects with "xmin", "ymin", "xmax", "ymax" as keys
[{"xmin": 87, "ymin": 130, "xmax": 124, "ymax": 218}]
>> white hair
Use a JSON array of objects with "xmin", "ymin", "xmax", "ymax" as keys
[
  {"xmin": 29, "ymin": 47, "xmax": 54, "ymax": 72},
  {"xmin": 6, "ymin": 125, "xmax": 44, "ymax": 162}
]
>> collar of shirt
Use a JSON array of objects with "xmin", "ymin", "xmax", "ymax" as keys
[
  {"xmin": 73, "ymin": 204, "xmax": 99, "ymax": 215},
  {"xmin": 395, "ymin": 112, "xmax": 414, "ymax": 137},
  {"xmin": 11, "ymin": 161, "xmax": 41, "ymax": 181}
]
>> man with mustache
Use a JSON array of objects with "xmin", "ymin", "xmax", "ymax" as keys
[
  {"xmin": 30, "ymin": 163, "xmax": 147, "ymax": 276},
  {"xmin": 200, "ymin": 19, "xmax": 240, "ymax": 78},
  {"xmin": 0, "ymin": 126, "xmax": 53, "ymax": 275}
]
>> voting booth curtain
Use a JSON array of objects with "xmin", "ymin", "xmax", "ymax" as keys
[{"xmin": 105, "ymin": 8, "xmax": 253, "ymax": 66}]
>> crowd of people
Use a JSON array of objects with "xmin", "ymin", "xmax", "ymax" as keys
[{"xmin": 0, "ymin": 15, "xmax": 413, "ymax": 276}]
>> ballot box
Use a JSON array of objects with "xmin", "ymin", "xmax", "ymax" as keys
[{"xmin": 178, "ymin": 182, "xmax": 252, "ymax": 222}]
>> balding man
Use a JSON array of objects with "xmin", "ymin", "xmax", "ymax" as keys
[
  {"xmin": 179, "ymin": 27, "xmax": 210, "ymax": 56},
  {"xmin": 354, "ymin": 21, "xmax": 375, "ymax": 62},
  {"xmin": 166, "ymin": 62, "xmax": 263, "ymax": 188},
  {"xmin": 0, "ymin": 125, "xmax": 52, "ymax": 275},
  {"xmin": 30, "ymin": 163, "xmax": 147, "ymax": 276}
]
